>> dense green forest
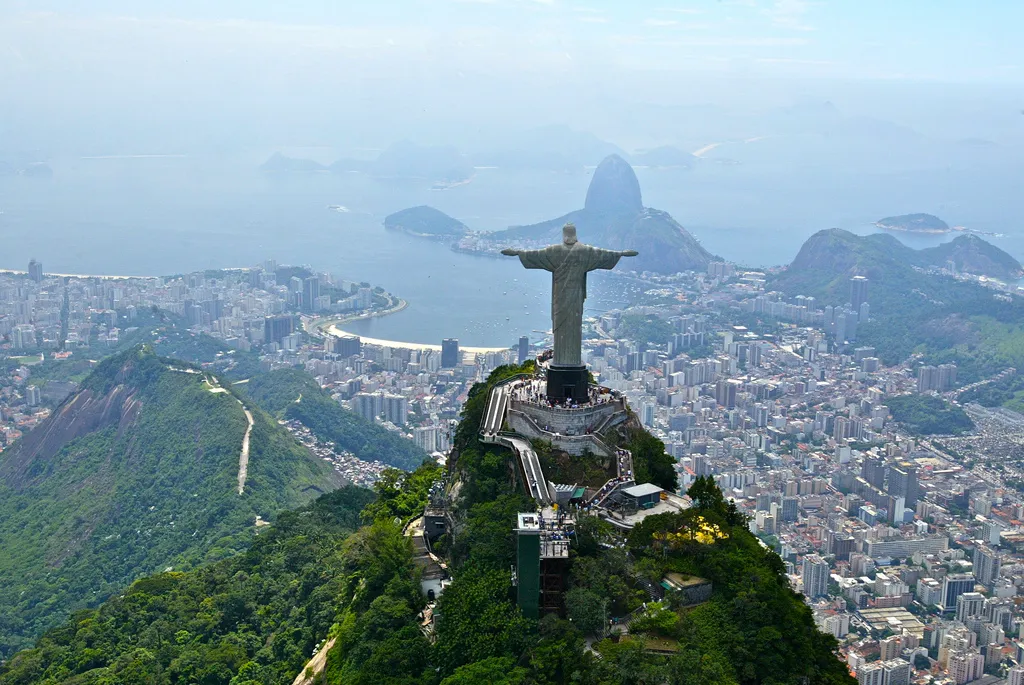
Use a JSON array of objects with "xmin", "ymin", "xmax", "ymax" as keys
[
  {"xmin": 886, "ymin": 394, "xmax": 975, "ymax": 435},
  {"xmin": 242, "ymin": 368, "xmax": 428, "ymax": 470},
  {"xmin": 0, "ymin": 346, "xmax": 341, "ymax": 658},
  {"xmin": 1, "ymin": 364, "xmax": 855, "ymax": 684},
  {"xmin": 0, "ymin": 486, "xmax": 375, "ymax": 685}
]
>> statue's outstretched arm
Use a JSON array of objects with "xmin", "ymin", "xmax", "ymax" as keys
[
  {"xmin": 501, "ymin": 248, "xmax": 520, "ymax": 256},
  {"xmin": 620, "ymin": 250, "xmax": 639, "ymax": 257}
]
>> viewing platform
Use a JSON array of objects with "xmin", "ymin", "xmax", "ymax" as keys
[{"xmin": 503, "ymin": 376, "xmax": 629, "ymax": 456}]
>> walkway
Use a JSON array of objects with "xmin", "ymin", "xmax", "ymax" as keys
[
  {"xmin": 290, "ymin": 637, "xmax": 335, "ymax": 685},
  {"xmin": 480, "ymin": 378, "xmax": 555, "ymax": 505},
  {"xmin": 237, "ymin": 405, "xmax": 254, "ymax": 495}
]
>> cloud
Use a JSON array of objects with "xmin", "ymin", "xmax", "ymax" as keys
[
  {"xmin": 579, "ymin": 16, "xmax": 609, "ymax": 23},
  {"xmin": 763, "ymin": 0, "xmax": 816, "ymax": 31},
  {"xmin": 644, "ymin": 18, "xmax": 679, "ymax": 27},
  {"xmin": 656, "ymin": 7, "xmax": 704, "ymax": 14},
  {"xmin": 756, "ymin": 57, "xmax": 834, "ymax": 65}
]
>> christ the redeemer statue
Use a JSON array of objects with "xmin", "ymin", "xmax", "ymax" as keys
[{"xmin": 503, "ymin": 223, "xmax": 637, "ymax": 403}]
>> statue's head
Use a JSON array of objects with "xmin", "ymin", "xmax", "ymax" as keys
[{"xmin": 562, "ymin": 223, "xmax": 578, "ymax": 245}]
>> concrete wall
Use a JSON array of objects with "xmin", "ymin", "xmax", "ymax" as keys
[
  {"xmin": 511, "ymin": 399, "xmax": 627, "ymax": 436},
  {"xmin": 508, "ymin": 409, "xmax": 615, "ymax": 458}
]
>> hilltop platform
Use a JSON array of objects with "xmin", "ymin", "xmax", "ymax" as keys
[{"xmin": 504, "ymin": 377, "xmax": 629, "ymax": 457}]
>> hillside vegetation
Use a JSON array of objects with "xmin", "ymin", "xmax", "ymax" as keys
[
  {"xmin": 886, "ymin": 394, "xmax": 975, "ymax": 436},
  {"xmin": 241, "ymin": 368, "xmax": 428, "ymax": 470},
  {"xmin": 0, "ymin": 364, "xmax": 855, "ymax": 684},
  {"xmin": 0, "ymin": 346, "xmax": 342, "ymax": 657},
  {"xmin": 771, "ymin": 229, "xmax": 1024, "ymax": 385},
  {"xmin": 0, "ymin": 486, "xmax": 374, "ymax": 685}
]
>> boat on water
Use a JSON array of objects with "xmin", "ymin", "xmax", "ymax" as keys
[{"xmin": 327, "ymin": 205, "xmax": 350, "ymax": 213}]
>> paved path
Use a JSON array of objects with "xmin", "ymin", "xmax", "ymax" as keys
[
  {"xmin": 480, "ymin": 381, "xmax": 555, "ymax": 504},
  {"xmin": 290, "ymin": 637, "xmax": 335, "ymax": 685},
  {"xmin": 236, "ymin": 405, "xmax": 254, "ymax": 494}
]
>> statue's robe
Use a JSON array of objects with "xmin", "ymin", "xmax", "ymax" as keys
[{"xmin": 514, "ymin": 243, "xmax": 625, "ymax": 367}]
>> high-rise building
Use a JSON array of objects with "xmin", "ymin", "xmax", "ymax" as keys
[
  {"xmin": 973, "ymin": 546, "xmax": 1001, "ymax": 587},
  {"xmin": 329, "ymin": 334, "xmax": 362, "ymax": 358},
  {"xmin": 956, "ymin": 592, "xmax": 985, "ymax": 622},
  {"xmin": 518, "ymin": 336, "xmax": 530, "ymax": 364},
  {"xmin": 25, "ymin": 385, "xmax": 41, "ymax": 407},
  {"xmin": 28, "ymin": 259, "xmax": 43, "ymax": 282},
  {"xmin": 781, "ymin": 496, "xmax": 799, "ymax": 523},
  {"xmin": 1008, "ymin": 664, "xmax": 1024, "ymax": 685},
  {"xmin": 263, "ymin": 315, "xmax": 294, "ymax": 345},
  {"xmin": 12, "ymin": 324, "xmax": 36, "ymax": 349},
  {"xmin": 801, "ymin": 554, "xmax": 829, "ymax": 598},
  {"xmin": 382, "ymin": 394, "xmax": 409, "ymax": 426},
  {"xmin": 887, "ymin": 462, "xmax": 919, "ymax": 509},
  {"xmin": 302, "ymin": 276, "xmax": 321, "ymax": 312},
  {"xmin": 882, "ymin": 659, "xmax": 911, "ymax": 685},
  {"xmin": 352, "ymin": 392, "xmax": 383, "ymax": 422},
  {"xmin": 947, "ymin": 650, "xmax": 984, "ymax": 685},
  {"xmin": 941, "ymin": 574, "xmax": 976, "ymax": 613},
  {"xmin": 850, "ymin": 276, "xmax": 869, "ymax": 312},
  {"xmin": 441, "ymin": 338, "xmax": 460, "ymax": 368}
]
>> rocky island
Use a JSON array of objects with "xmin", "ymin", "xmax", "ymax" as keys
[
  {"xmin": 875, "ymin": 213, "xmax": 951, "ymax": 234},
  {"xmin": 383, "ymin": 206, "xmax": 471, "ymax": 239}
]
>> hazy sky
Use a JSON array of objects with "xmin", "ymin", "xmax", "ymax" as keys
[{"xmin": 2, "ymin": 1, "xmax": 1022, "ymax": 152}]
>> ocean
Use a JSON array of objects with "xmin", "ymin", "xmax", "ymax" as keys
[{"xmin": 1, "ymin": 152, "xmax": 1020, "ymax": 346}]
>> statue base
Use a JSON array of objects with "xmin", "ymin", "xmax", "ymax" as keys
[{"xmin": 546, "ymin": 365, "xmax": 589, "ymax": 404}]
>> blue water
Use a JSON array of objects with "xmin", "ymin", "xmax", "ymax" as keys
[{"xmin": 1, "ymin": 152, "xmax": 1020, "ymax": 346}]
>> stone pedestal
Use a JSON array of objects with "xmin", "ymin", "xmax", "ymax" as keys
[{"xmin": 546, "ymin": 365, "xmax": 589, "ymax": 403}]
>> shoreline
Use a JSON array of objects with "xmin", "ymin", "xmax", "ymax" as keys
[
  {"xmin": 310, "ymin": 301, "xmax": 513, "ymax": 353},
  {"xmin": 324, "ymin": 323, "xmax": 511, "ymax": 354}
]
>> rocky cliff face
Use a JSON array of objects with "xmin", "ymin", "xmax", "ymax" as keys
[
  {"xmin": 584, "ymin": 154, "xmax": 643, "ymax": 214},
  {"xmin": 494, "ymin": 155, "xmax": 715, "ymax": 273}
]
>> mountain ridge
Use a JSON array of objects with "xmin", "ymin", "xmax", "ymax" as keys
[{"xmin": 0, "ymin": 345, "xmax": 343, "ymax": 657}]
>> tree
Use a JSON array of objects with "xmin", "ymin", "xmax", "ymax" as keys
[
  {"xmin": 440, "ymin": 657, "xmax": 527, "ymax": 685},
  {"xmin": 566, "ymin": 588, "xmax": 607, "ymax": 636}
]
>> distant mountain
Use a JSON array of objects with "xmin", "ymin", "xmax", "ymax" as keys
[
  {"xmin": 384, "ymin": 206, "xmax": 471, "ymax": 239},
  {"xmin": 779, "ymin": 229, "xmax": 1021, "ymax": 298},
  {"xmin": 333, "ymin": 140, "xmax": 472, "ymax": 183},
  {"xmin": 629, "ymin": 145, "xmax": 695, "ymax": 169},
  {"xmin": 471, "ymin": 124, "xmax": 627, "ymax": 172},
  {"xmin": 490, "ymin": 154, "xmax": 715, "ymax": 274},
  {"xmin": 875, "ymin": 213, "xmax": 950, "ymax": 233},
  {"xmin": 260, "ymin": 152, "xmax": 326, "ymax": 173},
  {"xmin": 0, "ymin": 346, "xmax": 342, "ymax": 657},
  {"xmin": 919, "ymin": 234, "xmax": 1023, "ymax": 280}
]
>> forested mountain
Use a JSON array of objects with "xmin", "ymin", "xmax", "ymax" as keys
[
  {"xmin": 0, "ymin": 346, "xmax": 343, "ymax": 657},
  {"xmin": 0, "ymin": 485, "xmax": 375, "ymax": 685},
  {"xmin": 1, "ymin": 364, "xmax": 857, "ymax": 685},
  {"xmin": 771, "ymin": 229, "xmax": 1024, "ymax": 385},
  {"xmin": 240, "ymin": 368, "xmax": 428, "ymax": 471}
]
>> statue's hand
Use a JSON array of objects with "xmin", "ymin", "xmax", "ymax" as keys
[
  {"xmin": 622, "ymin": 250, "xmax": 639, "ymax": 257},
  {"xmin": 501, "ymin": 248, "xmax": 520, "ymax": 256}
]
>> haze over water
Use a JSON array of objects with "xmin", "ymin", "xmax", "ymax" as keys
[{"xmin": 1, "ymin": 146, "xmax": 1022, "ymax": 346}]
